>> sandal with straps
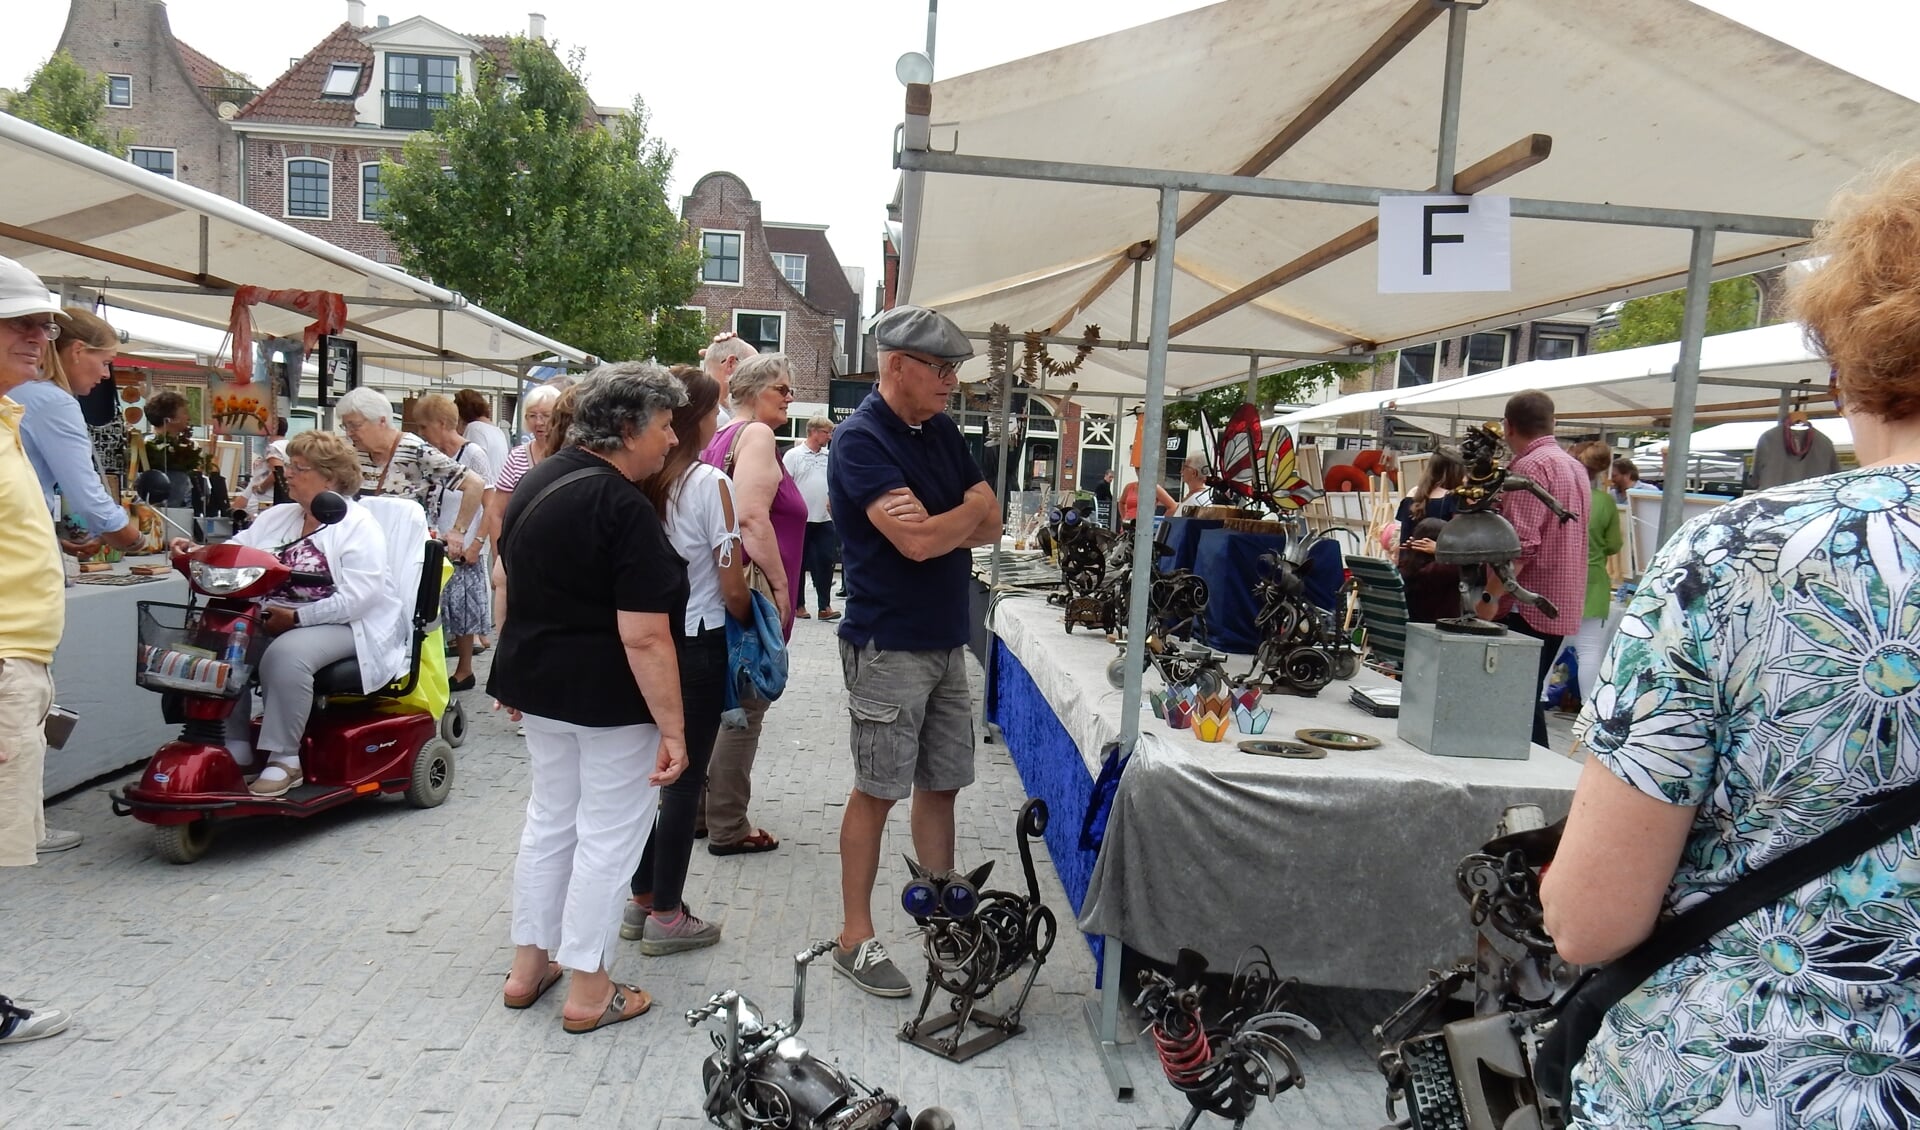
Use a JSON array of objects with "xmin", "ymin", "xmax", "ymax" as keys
[
  {"xmin": 561, "ymin": 983, "xmax": 651, "ymax": 1034},
  {"xmin": 708, "ymin": 828, "xmax": 779, "ymax": 856}
]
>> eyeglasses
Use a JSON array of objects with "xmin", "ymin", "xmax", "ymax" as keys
[
  {"xmin": 288, "ymin": 462, "xmax": 317, "ymax": 476},
  {"xmin": 339, "ymin": 417, "xmax": 366, "ymax": 435},
  {"xmin": 1830, "ymin": 369, "xmax": 1845, "ymax": 414},
  {"xmin": 905, "ymin": 353, "xmax": 959, "ymax": 380},
  {"xmin": 1, "ymin": 315, "xmax": 60, "ymax": 341},
  {"xmin": 767, "ymin": 384, "xmax": 794, "ymax": 399}
]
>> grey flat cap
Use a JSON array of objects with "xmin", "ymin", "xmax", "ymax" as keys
[{"xmin": 874, "ymin": 305, "xmax": 974, "ymax": 363}]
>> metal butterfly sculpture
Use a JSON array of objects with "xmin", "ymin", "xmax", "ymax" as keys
[{"xmin": 1199, "ymin": 403, "xmax": 1324, "ymax": 512}]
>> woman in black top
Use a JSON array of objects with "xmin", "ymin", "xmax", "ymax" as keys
[
  {"xmin": 1394, "ymin": 447, "xmax": 1465, "ymax": 547},
  {"xmin": 489, "ymin": 362, "xmax": 691, "ymax": 1034},
  {"xmin": 1398, "ymin": 516, "xmax": 1463, "ymax": 624}
]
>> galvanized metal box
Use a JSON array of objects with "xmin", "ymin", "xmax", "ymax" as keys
[{"xmin": 1397, "ymin": 624, "xmax": 1544, "ymax": 760}]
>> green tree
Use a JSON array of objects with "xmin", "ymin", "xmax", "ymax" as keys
[
  {"xmin": 1162, "ymin": 360, "xmax": 1364, "ymax": 431},
  {"xmin": 650, "ymin": 306, "xmax": 713, "ymax": 367},
  {"xmin": 4, "ymin": 50, "xmax": 133, "ymax": 156},
  {"xmin": 1592, "ymin": 276, "xmax": 1759, "ymax": 353},
  {"xmin": 379, "ymin": 40, "xmax": 699, "ymax": 362}
]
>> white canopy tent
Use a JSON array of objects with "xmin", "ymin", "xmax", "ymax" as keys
[
  {"xmin": 1687, "ymin": 417, "xmax": 1852, "ymax": 453},
  {"xmin": 903, "ymin": 1, "xmax": 1919, "ymax": 394},
  {"xmin": 893, "ymin": 0, "xmax": 1920, "ymax": 1088},
  {"xmin": 1279, "ymin": 322, "xmax": 1830, "ymax": 430},
  {"xmin": 0, "ymin": 114, "xmax": 589, "ymax": 380}
]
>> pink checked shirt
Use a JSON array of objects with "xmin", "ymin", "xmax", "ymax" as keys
[{"xmin": 1497, "ymin": 435, "xmax": 1590, "ymax": 637}]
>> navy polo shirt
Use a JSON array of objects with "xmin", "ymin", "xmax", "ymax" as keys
[{"xmin": 828, "ymin": 390, "xmax": 985, "ymax": 652}]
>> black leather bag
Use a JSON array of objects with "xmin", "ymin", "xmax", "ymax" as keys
[{"xmin": 1535, "ymin": 775, "xmax": 1920, "ymax": 1106}]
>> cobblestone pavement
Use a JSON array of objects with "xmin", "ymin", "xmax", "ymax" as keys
[{"xmin": 3, "ymin": 621, "xmax": 1414, "ymax": 1129}]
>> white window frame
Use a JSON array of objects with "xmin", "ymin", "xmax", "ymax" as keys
[
  {"xmin": 833, "ymin": 318, "xmax": 846, "ymax": 361},
  {"xmin": 732, "ymin": 309, "xmax": 784, "ymax": 355},
  {"xmin": 1463, "ymin": 330, "xmax": 1511, "ymax": 376},
  {"xmin": 284, "ymin": 156, "xmax": 334, "ymax": 221},
  {"xmin": 1533, "ymin": 331, "xmax": 1583, "ymax": 362},
  {"xmin": 322, "ymin": 63, "xmax": 362, "ymax": 98},
  {"xmin": 127, "ymin": 146, "xmax": 177, "ymax": 179},
  {"xmin": 700, "ymin": 228, "xmax": 745, "ymax": 287},
  {"xmin": 106, "ymin": 74, "xmax": 132, "ymax": 107},
  {"xmin": 358, "ymin": 161, "xmax": 387, "ymax": 223},
  {"xmin": 772, "ymin": 252, "xmax": 808, "ymax": 293}
]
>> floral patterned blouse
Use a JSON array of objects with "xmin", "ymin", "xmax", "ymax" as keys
[
  {"xmin": 356, "ymin": 431, "xmax": 469, "ymax": 512},
  {"xmin": 1571, "ymin": 467, "xmax": 1920, "ymax": 1129}
]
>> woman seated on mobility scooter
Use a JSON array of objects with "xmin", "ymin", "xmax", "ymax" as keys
[{"xmin": 168, "ymin": 430, "xmax": 404, "ymax": 797}]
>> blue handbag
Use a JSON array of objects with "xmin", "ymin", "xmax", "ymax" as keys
[{"xmin": 721, "ymin": 589, "xmax": 789, "ymax": 728}]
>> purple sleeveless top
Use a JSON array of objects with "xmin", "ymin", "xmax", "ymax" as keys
[{"xmin": 703, "ymin": 420, "xmax": 807, "ymax": 638}]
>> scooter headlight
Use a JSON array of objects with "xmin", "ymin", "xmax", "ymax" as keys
[{"xmin": 190, "ymin": 561, "xmax": 267, "ymax": 595}]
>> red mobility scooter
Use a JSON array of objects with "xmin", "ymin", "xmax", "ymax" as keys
[{"xmin": 111, "ymin": 493, "xmax": 457, "ymax": 863}]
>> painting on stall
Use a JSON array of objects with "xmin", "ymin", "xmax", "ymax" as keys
[{"xmin": 207, "ymin": 372, "xmax": 274, "ymax": 436}]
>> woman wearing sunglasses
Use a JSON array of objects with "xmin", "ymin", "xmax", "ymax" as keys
[{"xmin": 697, "ymin": 352, "xmax": 803, "ymax": 858}]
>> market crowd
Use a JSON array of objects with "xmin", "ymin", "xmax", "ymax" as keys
[{"xmin": 8, "ymin": 154, "xmax": 1920, "ymax": 1128}]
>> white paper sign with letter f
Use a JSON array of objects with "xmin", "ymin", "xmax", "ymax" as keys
[{"xmin": 1378, "ymin": 194, "xmax": 1511, "ymax": 293}]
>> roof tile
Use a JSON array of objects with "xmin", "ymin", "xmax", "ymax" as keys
[{"xmin": 238, "ymin": 24, "xmax": 522, "ymax": 128}]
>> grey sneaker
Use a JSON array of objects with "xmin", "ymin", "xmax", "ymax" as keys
[
  {"xmin": 831, "ymin": 938, "xmax": 912, "ymax": 998},
  {"xmin": 35, "ymin": 829, "xmax": 81, "ymax": 854},
  {"xmin": 0, "ymin": 997, "xmax": 71, "ymax": 1044},
  {"xmin": 639, "ymin": 908, "xmax": 722, "ymax": 955},
  {"xmin": 619, "ymin": 900, "xmax": 650, "ymax": 941}
]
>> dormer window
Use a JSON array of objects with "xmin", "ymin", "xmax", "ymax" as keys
[
  {"xmin": 322, "ymin": 63, "xmax": 362, "ymax": 98},
  {"xmin": 384, "ymin": 53, "xmax": 458, "ymax": 130}
]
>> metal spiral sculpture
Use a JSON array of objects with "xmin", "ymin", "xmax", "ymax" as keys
[
  {"xmin": 898, "ymin": 799, "xmax": 1057, "ymax": 1063},
  {"xmin": 1134, "ymin": 946, "xmax": 1322, "ymax": 1130},
  {"xmin": 687, "ymin": 942, "xmax": 957, "ymax": 1130},
  {"xmin": 1236, "ymin": 543, "xmax": 1360, "ymax": 697}
]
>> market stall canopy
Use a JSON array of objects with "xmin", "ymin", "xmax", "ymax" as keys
[
  {"xmin": 902, "ymin": 0, "xmax": 1920, "ymax": 397},
  {"xmin": 1378, "ymin": 322, "xmax": 1827, "ymax": 428},
  {"xmin": 0, "ymin": 114, "xmax": 588, "ymax": 378},
  {"xmin": 1685, "ymin": 416, "xmax": 1851, "ymax": 453}
]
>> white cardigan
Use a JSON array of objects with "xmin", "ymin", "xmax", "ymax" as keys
[{"xmin": 233, "ymin": 501, "xmax": 407, "ymax": 694}]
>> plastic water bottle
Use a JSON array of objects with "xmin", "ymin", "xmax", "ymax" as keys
[{"xmin": 224, "ymin": 616, "xmax": 253, "ymax": 670}]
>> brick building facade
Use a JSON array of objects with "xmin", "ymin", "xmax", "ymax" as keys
[
  {"xmin": 229, "ymin": 9, "xmax": 527, "ymax": 264},
  {"xmin": 54, "ymin": 0, "xmax": 256, "ymax": 199},
  {"xmin": 683, "ymin": 171, "xmax": 854, "ymax": 405}
]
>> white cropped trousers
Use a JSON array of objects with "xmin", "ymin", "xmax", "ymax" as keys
[{"xmin": 511, "ymin": 712, "xmax": 661, "ymax": 973}]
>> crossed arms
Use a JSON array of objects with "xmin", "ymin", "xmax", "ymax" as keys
[{"xmin": 866, "ymin": 482, "xmax": 1000, "ymax": 562}]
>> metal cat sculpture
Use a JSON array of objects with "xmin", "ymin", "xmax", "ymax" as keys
[
  {"xmin": 1373, "ymin": 804, "xmax": 1581, "ymax": 1130},
  {"xmin": 686, "ymin": 942, "xmax": 957, "ymax": 1130},
  {"xmin": 1135, "ymin": 946, "xmax": 1322, "ymax": 1130},
  {"xmin": 898, "ymin": 799, "xmax": 1056, "ymax": 1063},
  {"xmin": 1434, "ymin": 424, "xmax": 1576, "ymax": 636},
  {"xmin": 1236, "ymin": 544, "xmax": 1361, "ymax": 696}
]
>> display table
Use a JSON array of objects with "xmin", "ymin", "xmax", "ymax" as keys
[
  {"xmin": 1191, "ymin": 529, "xmax": 1344, "ymax": 653},
  {"xmin": 47, "ymin": 568, "xmax": 188, "ymax": 796},
  {"xmin": 987, "ymin": 593, "xmax": 1580, "ymax": 990},
  {"xmin": 1155, "ymin": 515, "xmax": 1222, "ymax": 573}
]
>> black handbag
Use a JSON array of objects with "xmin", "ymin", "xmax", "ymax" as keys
[{"xmin": 1535, "ymin": 773, "xmax": 1920, "ymax": 1106}]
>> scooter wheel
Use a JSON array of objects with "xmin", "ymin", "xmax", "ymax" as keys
[
  {"xmin": 406, "ymin": 738, "xmax": 456, "ymax": 808},
  {"xmin": 440, "ymin": 701, "xmax": 468, "ymax": 748},
  {"xmin": 152, "ymin": 820, "xmax": 214, "ymax": 864}
]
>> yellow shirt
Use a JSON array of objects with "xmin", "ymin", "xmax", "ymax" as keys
[{"xmin": 0, "ymin": 396, "xmax": 64, "ymax": 663}]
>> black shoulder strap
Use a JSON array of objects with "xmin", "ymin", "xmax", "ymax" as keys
[
  {"xmin": 1586, "ymin": 774, "xmax": 1920, "ymax": 1000},
  {"xmin": 500, "ymin": 465, "xmax": 619, "ymax": 556}
]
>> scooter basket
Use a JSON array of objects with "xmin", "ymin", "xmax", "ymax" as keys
[{"xmin": 135, "ymin": 602, "xmax": 264, "ymax": 699}]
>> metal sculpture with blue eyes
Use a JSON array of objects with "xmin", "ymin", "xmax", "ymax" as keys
[{"xmin": 898, "ymin": 799, "xmax": 1056, "ymax": 1062}]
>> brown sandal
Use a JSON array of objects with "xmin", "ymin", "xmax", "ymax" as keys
[
  {"xmin": 503, "ymin": 962, "xmax": 564, "ymax": 1010},
  {"xmin": 709, "ymin": 828, "xmax": 779, "ymax": 856},
  {"xmin": 561, "ymin": 983, "xmax": 652, "ymax": 1034}
]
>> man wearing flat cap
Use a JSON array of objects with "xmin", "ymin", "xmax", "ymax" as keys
[{"xmin": 826, "ymin": 303, "xmax": 1001, "ymax": 996}]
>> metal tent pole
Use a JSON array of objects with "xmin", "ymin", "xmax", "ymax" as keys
[
  {"xmin": 1658, "ymin": 227, "xmax": 1717, "ymax": 544},
  {"xmin": 981, "ymin": 352, "xmax": 1017, "ymax": 738},
  {"xmin": 1433, "ymin": 1, "xmax": 1472, "ymax": 190},
  {"xmin": 1084, "ymin": 185, "xmax": 1180, "ymax": 1100}
]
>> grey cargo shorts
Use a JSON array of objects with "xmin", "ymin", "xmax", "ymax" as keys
[{"xmin": 838, "ymin": 638, "xmax": 975, "ymax": 801}]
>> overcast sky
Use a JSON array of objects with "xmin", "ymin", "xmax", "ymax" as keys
[{"xmin": 4, "ymin": 0, "xmax": 1915, "ymax": 326}]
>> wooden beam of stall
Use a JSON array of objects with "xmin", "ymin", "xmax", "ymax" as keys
[
  {"xmin": 0, "ymin": 220, "xmax": 214, "ymax": 286},
  {"xmin": 1176, "ymin": 0, "xmax": 1445, "ymax": 237},
  {"xmin": 1169, "ymin": 133, "xmax": 1554, "ymax": 339},
  {"xmin": 1039, "ymin": 1, "xmax": 1443, "ymax": 337},
  {"xmin": 1044, "ymin": 240, "xmax": 1152, "ymax": 335}
]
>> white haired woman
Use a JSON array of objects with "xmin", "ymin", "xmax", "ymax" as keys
[
  {"xmin": 334, "ymin": 386, "xmax": 485, "ymax": 560},
  {"xmin": 411, "ymin": 393, "xmax": 493, "ymax": 691},
  {"xmin": 698, "ymin": 353, "xmax": 804, "ymax": 857},
  {"xmin": 490, "ymin": 362, "xmax": 690, "ymax": 1033}
]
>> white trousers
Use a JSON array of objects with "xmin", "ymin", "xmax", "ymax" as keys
[
  {"xmin": 1572, "ymin": 614, "xmax": 1613, "ymax": 703},
  {"xmin": 512, "ymin": 712, "xmax": 661, "ymax": 973}
]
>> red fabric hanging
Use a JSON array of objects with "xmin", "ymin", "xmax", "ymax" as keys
[{"xmin": 227, "ymin": 287, "xmax": 348, "ymax": 382}]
